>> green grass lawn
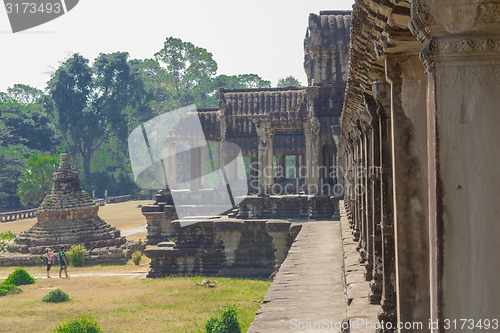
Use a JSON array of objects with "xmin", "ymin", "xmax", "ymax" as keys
[{"xmin": 0, "ymin": 270, "xmax": 270, "ymax": 333}]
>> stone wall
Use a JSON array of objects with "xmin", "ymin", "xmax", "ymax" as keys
[
  {"xmin": 0, "ymin": 240, "xmax": 145, "ymax": 267},
  {"xmin": 145, "ymin": 218, "xmax": 301, "ymax": 278},
  {"xmin": 237, "ymin": 195, "xmax": 339, "ymax": 220}
]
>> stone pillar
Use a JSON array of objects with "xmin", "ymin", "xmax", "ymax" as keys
[
  {"xmin": 372, "ymin": 80, "xmax": 397, "ymax": 328},
  {"xmin": 250, "ymin": 154, "xmax": 259, "ymax": 193},
  {"xmin": 256, "ymin": 124, "xmax": 274, "ymax": 196},
  {"xmin": 267, "ymin": 130, "xmax": 274, "ymax": 194},
  {"xmin": 353, "ymin": 136, "xmax": 361, "ymax": 241},
  {"xmin": 190, "ymin": 144, "xmax": 203, "ymax": 190},
  {"xmin": 366, "ymin": 95, "xmax": 383, "ymax": 303},
  {"xmin": 362, "ymin": 126, "xmax": 374, "ymax": 280},
  {"xmin": 163, "ymin": 142, "xmax": 177, "ymax": 187},
  {"xmin": 386, "ymin": 55, "xmax": 430, "ymax": 331},
  {"xmin": 411, "ymin": 2, "xmax": 500, "ymax": 329},
  {"xmin": 304, "ymin": 119, "xmax": 321, "ymax": 194}
]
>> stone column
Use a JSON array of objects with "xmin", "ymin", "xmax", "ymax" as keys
[
  {"xmin": 304, "ymin": 118, "xmax": 321, "ymax": 194},
  {"xmin": 190, "ymin": 144, "xmax": 203, "ymax": 190},
  {"xmin": 163, "ymin": 142, "xmax": 177, "ymax": 187},
  {"xmin": 267, "ymin": 129, "xmax": 275, "ymax": 194},
  {"xmin": 256, "ymin": 124, "xmax": 273, "ymax": 196},
  {"xmin": 372, "ymin": 80, "xmax": 397, "ymax": 328},
  {"xmin": 362, "ymin": 125, "xmax": 374, "ymax": 279},
  {"xmin": 386, "ymin": 55, "xmax": 430, "ymax": 331},
  {"xmin": 411, "ymin": 1, "xmax": 500, "ymax": 329},
  {"xmin": 250, "ymin": 154, "xmax": 258, "ymax": 193},
  {"xmin": 366, "ymin": 95, "xmax": 383, "ymax": 303}
]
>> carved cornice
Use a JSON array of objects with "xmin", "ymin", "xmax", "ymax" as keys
[
  {"xmin": 340, "ymin": 0, "xmax": 415, "ymax": 145},
  {"xmin": 411, "ymin": 1, "xmax": 500, "ymax": 70}
]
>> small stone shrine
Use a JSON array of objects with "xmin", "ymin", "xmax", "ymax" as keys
[{"xmin": 6, "ymin": 154, "xmax": 142, "ymax": 264}]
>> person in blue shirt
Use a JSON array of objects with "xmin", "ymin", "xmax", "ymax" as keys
[{"xmin": 58, "ymin": 246, "xmax": 69, "ymax": 278}]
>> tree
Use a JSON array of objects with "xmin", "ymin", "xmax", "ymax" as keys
[
  {"xmin": 5, "ymin": 84, "xmax": 43, "ymax": 104},
  {"xmin": 237, "ymin": 74, "xmax": 271, "ymax": 89},
  {"xmin": 277, "ymin": 76, "xmax": 302, "ymax": 88},
  {"xmin": 17, "ymin": 154, "xmax": 59, "ymax": 206},
  {"xmin": 0, "ymin": 147, "xmax": 25, "ymax": 209},
  {"xmin": 155, "ymin": 37, "xmax": 218, "ymax": 107},
  {"xmin": 48, "ymin": 53, "xmax": 146, "ymax": 184}
]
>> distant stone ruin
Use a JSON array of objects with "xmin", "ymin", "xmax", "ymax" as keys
[{"xmin": 4, "ymin": 154, "xmax": 143, "ymax": 266}]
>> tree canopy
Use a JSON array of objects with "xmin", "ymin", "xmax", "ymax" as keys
[
  {"xmin": 48, "ymin": 52, "xmax": 147, "ymax": 184},
  {"xmin": 17, "ymin": 154, "xmax": 59, "ymax": 206},
  {"xmin": 277, "ymin": 76, "xmax": 302, "ymax": 88},
  {"xmin": 1, "ymin": 36, "xmax": 275, "ymax": 210}
]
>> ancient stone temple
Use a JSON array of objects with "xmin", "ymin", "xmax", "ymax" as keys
[
  {"xmin": 142, "ymin": 11, "xmax": 351, "ymax": 278},
  {"xmin": 6, "ymin": 154, "xmax": 141, "ymax": 264},
  {"xmin": 340, "ymin": 0, "xmax": 500, "ymax": 331}
]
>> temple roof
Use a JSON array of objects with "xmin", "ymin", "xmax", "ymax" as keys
[{"xmin": 219, "ymin": 87, "xmax": 307, "ymax": 121}]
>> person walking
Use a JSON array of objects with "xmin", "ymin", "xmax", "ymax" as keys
[
  {"xmin": 45, "ymin": 248, "xmax": 54, "ymax": 278},
  {"xmin": 58, "ymin": 246, "xmax": 69, "ymax": 278}
]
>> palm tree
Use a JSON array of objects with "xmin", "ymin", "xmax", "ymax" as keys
[{"xmin": 17, "ymin": 154, "xmax": 59, "ymax": 206}]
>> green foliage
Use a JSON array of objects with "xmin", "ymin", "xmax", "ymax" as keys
[
  {"xmin": 276, "ymin": 75, "xmax": 302, "ymax": 88},
  {"xmin": 17, "ymin": 153, "xmax": 59, "ymax": 206},
  {"xmin": 205, "ymin": 305, "xmax": 241, "ymax": 333},
  {"xmin": 2, "ymin": 38, "xmax": 274, "ymax": 209},
  {"xmin": 155, "ymin": 37, "xmax": 218, "ymax": 107},
  {"xmin": 48, "ymin": 52, "xmax": 146, "ymax": 184},
  {"xmin": 0, "ymin": 84, "xmax": 59, "ymax": 210},
  {"xmin": 131, "ymin": 251, "xmax": 142, "ymax": 265},
  {"xmin": 0, "ymin": 231, "xmax": 15, "ymax": 251},
  {"xmin": 4, "ymin": 267, "xmax": 36, "ymax": 286},
  {"xmin": 66, "ymin": 245, "xmax": 86, "ymax": 267},
  {"xmin": 53, "ymin": 315, "xmax": 103, "ymax": 333},
  {"xmin": 0, "ymin": 282, "xmax": 22, "ymax": 296},
  {"xmin": 42, "ymin": 289, "xmax": 70, "ymax": 303},
  {"xmin": 4, "ymin": 84, "xmax": 43, "ymax": 105}
]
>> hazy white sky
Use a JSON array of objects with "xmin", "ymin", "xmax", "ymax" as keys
[{"xmin": 0, "ymin": 0, "xmax": 354, "ymax": 92}]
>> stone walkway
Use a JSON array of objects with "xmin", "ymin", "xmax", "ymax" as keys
[
  {"xmin": 248, "ymin": 220, "xmax": 347, "ymax": 332},
  {"xmin": 121, "ymin": 225, "xmax": 146, "ymax": 236}
]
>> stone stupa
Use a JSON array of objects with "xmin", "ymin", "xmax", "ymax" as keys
[{"xmin": 7, "ymin": 154, "xmax": 141, "ymax": 263}]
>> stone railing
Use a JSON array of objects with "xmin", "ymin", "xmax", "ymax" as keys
[
  {"xmin": 106, "ymin": 195, "xmax": 132, "ymax": 204},
  {"xmin": 0, "ymin": 193, "xmax": 150, "ymax": 223},
  {"xmin": 0, "ymin": 208, "xmax": 37, "ymax": 223}
]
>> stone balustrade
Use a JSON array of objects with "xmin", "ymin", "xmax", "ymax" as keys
[{"xmin": 0, "ymin": 208, "xmax": 37, "ymax": 222}]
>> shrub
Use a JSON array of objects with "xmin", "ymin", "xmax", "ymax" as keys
[
  {"xmin": 53, "ymin": 315, "xmax": 103, "ymax": 333},
  {"xmin": 131, "ymin": 251, "xmax": 142, "ymax": 265},
  {"xmin": 42, "ymin": 289, "xmax": 70, "ymax": 303},
  {"xmin": 0, "ymin": 231, "xmax": 15, "ymax": 251},
  {"xmin": 4, "ymin": 267, "xmax": 35, "ymax": 286},
  {"xmin": 66, "ymin": 245, "xmax": 86, "ymax": 267},
  {"xmin": 205, "ymin": 305, "xmax": 241, "ymax": 333},
  {"xmin": 0, "ymin": 282, "xmax": 22, "ymax": 296}
]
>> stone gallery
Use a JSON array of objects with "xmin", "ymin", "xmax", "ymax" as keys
[{"xmin": 340, "ymin": 0, "xmax": 500, "ymax": 331}]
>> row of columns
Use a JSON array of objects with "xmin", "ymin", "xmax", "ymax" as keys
[
  {"xmin": 344, "ymin": 55, "xmax": 429, "ymax": 332},
  {"xmin": 344, "ymin": 2, "xmax": 500, "ymax": 326}
]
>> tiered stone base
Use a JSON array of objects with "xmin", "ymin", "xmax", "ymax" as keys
[
  {"xmin": 8, "ymin": 215, "xmax": 126, "ymax": 255},
  {"xmin": 145, "ymin": 218, "xmax": 301, "ymax": 278}
]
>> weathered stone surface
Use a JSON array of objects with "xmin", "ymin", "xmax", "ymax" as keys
[{"xmin": 145, "ymin": 218, "xmax": 301, "ymax": 278}]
